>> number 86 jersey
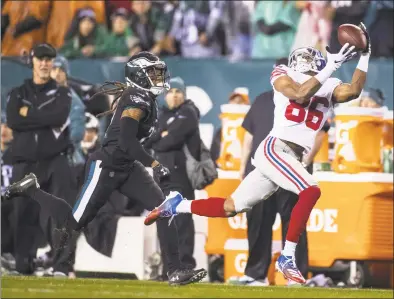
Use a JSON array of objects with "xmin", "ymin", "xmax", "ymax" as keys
[{"xmin": 269, "ymin": 65, "xmax": 342, "ymax": 152}]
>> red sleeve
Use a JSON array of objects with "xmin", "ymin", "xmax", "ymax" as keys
[{"xmin": 270, "ymin": 65, "xmax": 288, "ymax": 86}]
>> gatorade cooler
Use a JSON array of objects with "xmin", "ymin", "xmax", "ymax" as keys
[
  {"xmin": 382, "ymin": 110, "xmax": 393, "ymax": 173},
  {"xmin": 382, "ymin": 110, "xmax": 393, "ymax": 147},
  {"xmin": 216, "ymin": 104, "xmax": 250, "ymax": 171},
  {"xmin": 332, "ymin": 107, "xmax": 385, "ymax": 173},
  {"xmin": 314, "ymin": 131, "xmax": 329, "ymax": 163}
]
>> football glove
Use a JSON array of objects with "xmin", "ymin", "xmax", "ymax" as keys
[
  {"xmin": 325, "ymin": 43, "xmax": 357, "ymax": 71},
  {"xmin": 153, "ymin": 163, "xmax": 170, "ymax": 183},
  {"xmin": 358, "ymin": 22, "xmax": 371, "ymax": 55}
]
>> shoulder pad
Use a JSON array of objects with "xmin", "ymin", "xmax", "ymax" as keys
[
  {"xmin": 270, "ymin": 65, "xmax": 288, "ymax": 86},
  {"xmin": 122, "ymin": 88, "xmax": 151, "ymax": 111}
]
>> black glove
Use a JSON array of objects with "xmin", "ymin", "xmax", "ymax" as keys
[
  {"xmin": 153, "ymin": 163, "xmax": 170, "ymax": 183},
  {"xmin": 358, "ymin": 22, "xmax": 371, "ymax": 55}
]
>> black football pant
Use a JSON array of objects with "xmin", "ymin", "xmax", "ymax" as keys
[
  {"xmin": 244, "ymin": 189, "xmax": 309, "ymax": 280},
  {"xmin": 26, "ymin": 153, "xmax": 182, "ymax": 273},
  {"xmin": 11, "ymin": 154, "xmax": 76, "ymax": 274}
]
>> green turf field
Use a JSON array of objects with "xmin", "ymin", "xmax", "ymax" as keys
[{"xmin": 2, "ymin": 277, "xmax": 393, "ymax": 298}]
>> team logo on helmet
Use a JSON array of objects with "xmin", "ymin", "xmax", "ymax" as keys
[{"xmin": 288, "ymin": 47, "xmax": 327, "ymax": 74}]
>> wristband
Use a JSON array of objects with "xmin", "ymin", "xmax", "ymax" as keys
[
  {"xmin": 314, "ymin": 64, "xmax": 335, "ymax": 84},
  {"xmin": 356, "ymin": 54, "xmax": 370, "ymax": 72}
]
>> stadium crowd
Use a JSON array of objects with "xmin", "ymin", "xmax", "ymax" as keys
[{"xmin": 1, "ymin": 0, "xmax": 393, "ymax": 60}]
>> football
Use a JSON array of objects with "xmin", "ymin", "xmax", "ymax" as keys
[{"xmin": 337, "ymin": 24, "xmax": 367, "ymax": 51}]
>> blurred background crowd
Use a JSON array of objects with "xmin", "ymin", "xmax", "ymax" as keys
[{"xmin": 1, "ymin": 0, "xmax": 393, "ymax": 60}]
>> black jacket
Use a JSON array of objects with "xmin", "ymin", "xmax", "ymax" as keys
[
  {"xmin": 145, "ymin": 99, "xmax": 201, "ymax": 171},
  {"xmin": 6, "ymin": 79, "xmax": 72, "ymax": 163}
]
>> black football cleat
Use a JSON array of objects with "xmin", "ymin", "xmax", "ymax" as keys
[
  {"xmin": 4, "ymin": 173, "xmax": 40, "ymax": 200},
  {"xmin": 168, "ymin": 268, "xmax": 207, "ymax": 286}
]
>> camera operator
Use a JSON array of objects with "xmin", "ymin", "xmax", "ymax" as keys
[{"xmin": 6, "ymin": 43, "xmax": 74, "ymax": 276}]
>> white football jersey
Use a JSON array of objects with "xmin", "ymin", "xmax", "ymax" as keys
[{"xmin": 269, "ymin": 65, "xmax": 342, "ymax": 151}]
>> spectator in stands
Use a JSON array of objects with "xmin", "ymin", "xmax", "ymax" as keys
[
  {"xmin": 46, "ymin": 1, "xmax": 107, "ymax": 49},
  {"xmin": 328, "ymin": 0, "xmax": 370, "ymax": 52},
  {"xmin": 292, "ymin": 1, "xmax": 332, "ymax": 52},
  {"xmin": 369, "ymin": 1, "xmax": 393, "ymax": 57},
  {"xmin": 105, "ymin": 8, "xmax": 140, "ymax": 57},
  {"xmin": 222, "ymin": 1, "xmax": 252, "ymax": 61},
  {"xmin": 5, "ymin": 43, "xmax": 74, "ymax": 276},
  {"xmin": 60, "ymin": 8, "xmax": 108, "ymax": 58},
  {"xmin": 168, "ymin": 1, "xmax": 225, "ymax": 58},
  {"xmin": 1, "ymin": 1, "xmax": 50, "ymax": 56},
  {"xmin": 251, "ymin": 1, "xmax": 301, "ymax": 59},
  {"xmin": 50, "ymin": 55, "xmax": 86, "ymax": 166},
  {"xmin": 129, "ymin": 0, "xmax": 174, "ymax": 56}
]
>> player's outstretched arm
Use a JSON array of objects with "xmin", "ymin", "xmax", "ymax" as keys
[
  {"xmin": 273, "ymin": 75, "xmax": 323, "ymax": 104},
  {"xmin": 273, "ymin": 43, "xmax": 356, "ymax": 104},
  {"xmin": 333, "ymin": 23, "xmax": 371, "ymax": 103}
]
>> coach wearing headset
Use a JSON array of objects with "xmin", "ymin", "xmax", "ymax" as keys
[{"xmin": 6, "ymin": 43, "xmax": 73, "ymax": 276}]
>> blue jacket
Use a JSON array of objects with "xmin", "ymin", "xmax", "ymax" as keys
[
  {"xmin": 69, "ymin": 88, "xmax": 85, "ymax": 145},
  {"xmin": 69, "ymin": 88, "xmax": 86, "ymax": 165}
]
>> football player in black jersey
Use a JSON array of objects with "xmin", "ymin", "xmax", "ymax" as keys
[{"xmin": 4, "ymin": 52, "xmax": 207, "ymax": 285}]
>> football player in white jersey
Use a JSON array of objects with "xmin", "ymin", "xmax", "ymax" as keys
[{"xmin": 145, "ymin": 23, "xmax": 371, "ymax": 284}]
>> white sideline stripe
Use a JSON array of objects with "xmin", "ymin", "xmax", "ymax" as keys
[
  {"xmin": 224, "ymin": 238, "xmax": 248, "ymax": 250},
  {"xmin": 73, "ymin": 160, "xmax": 102, "ymax": 222},
  {"xmin": 217, "ymin": 169, "xmax": 393, "ymax": 183}
]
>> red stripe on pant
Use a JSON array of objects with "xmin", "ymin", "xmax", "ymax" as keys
[
  {"xmin": 263, "ymin": 137, "xmax": 302, "ymax": 192},
  {"xmin": 270, "ymin": 137, "xmax": 310, "ymax": 189}
]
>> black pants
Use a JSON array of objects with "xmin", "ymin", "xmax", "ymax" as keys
[
  {"xmin": 160, "ymin": 168, "xmax": 196, "ymax": 276},
  {"xmin": 27, "ymin": 152, "xmax": 182, "ymax": 273},
  {"xmin": 11, "ymin": 154, "xmax": 76, "ymax": 274},
  {"xmin": 244, "ymin": 189, "xmax": 309, "ymax": 280},
  {"xmin": 1, "ymin": 199, "xmax": 15, "ymax": 254}
]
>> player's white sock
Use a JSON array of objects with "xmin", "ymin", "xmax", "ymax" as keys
[
  {"xmin": 175, "ymin": 200, "xmax": 192, "ymax": 213},
  {"xmin": 282, "ymin": 241, "xmax": 297, "ymax": 257}
]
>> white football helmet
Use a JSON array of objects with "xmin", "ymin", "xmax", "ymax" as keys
[{"xmin": 288, "ymin": 47, "xmax": 327, "ymax": 74}]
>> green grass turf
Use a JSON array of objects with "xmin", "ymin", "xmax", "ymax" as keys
[{"xmin": 1, "ymin": 276, "xmax": 393, "ymax": 298}]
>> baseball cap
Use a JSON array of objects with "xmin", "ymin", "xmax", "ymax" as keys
[
  {"xmin": 111, "ymin": 7, "xmax": 129, "ymax": 19},
  {"xmin": 53, "ymin": 56, "xmax": 70, "ymax": 76},
  {"xmin": 169, "ymin": 77, "xmax": 186, "ymax": 96},
  {"xmin": 31, "ymin": 43, "xmax": 57, "ymax": 59},
  {"xmin": 78, "ymin": 8, "xmax": 96, "ymax": 20}
]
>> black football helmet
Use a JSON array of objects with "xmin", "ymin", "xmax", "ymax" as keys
[{"xmin": 124, "ymin": 51, "xmax": 170, "ymax": 96}]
